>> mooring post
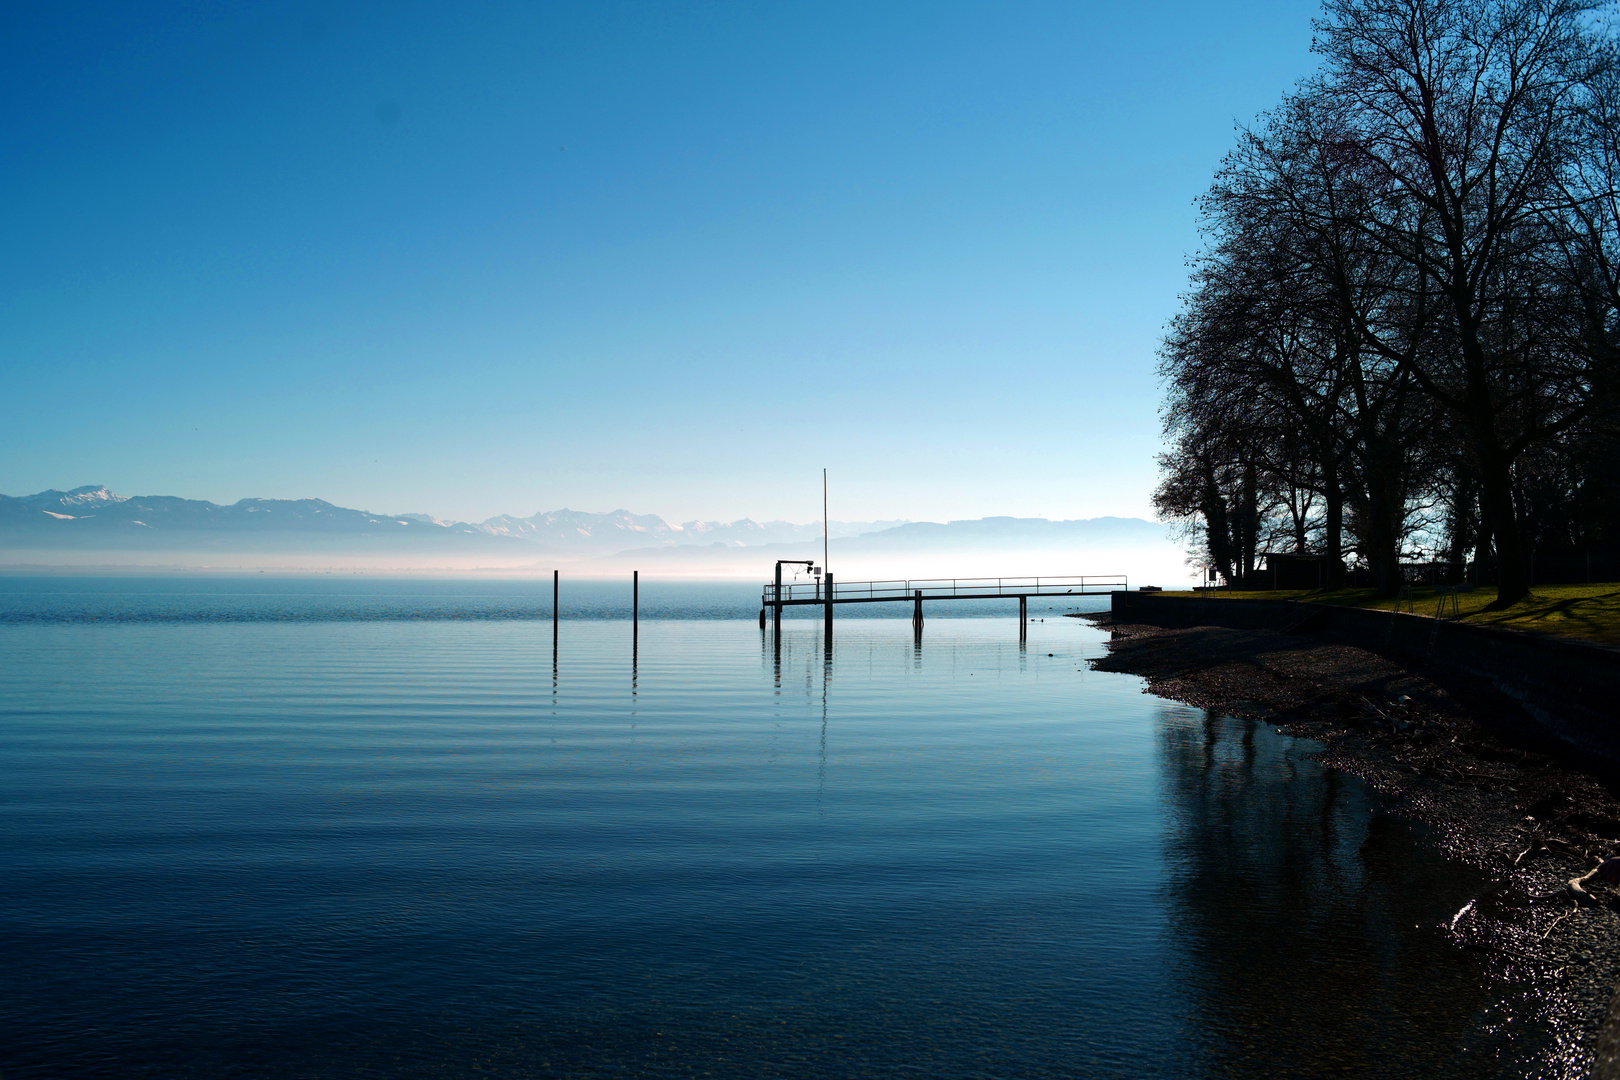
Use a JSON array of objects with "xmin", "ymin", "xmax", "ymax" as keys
[
  {"xmin": 773, "ymin": 562, "xmax": 783, "ymax": 634},
  {"xmin": 633, "ymin": 570, "xmax": 639, "ymax": 648},
  {"xmin": 824, "ymin": 572, "xmax": 833, "ymax": 638},
  {"xmin": 1019, "ymin": 595, "xmax": 1027, "ymax": 639},
  {"xmin": 912, "ymin": 589, "xmax": 923, "ymax": 634},
  {"xmin": 553, "ymin": 569, "xmax": 559, "ymax": 646}
]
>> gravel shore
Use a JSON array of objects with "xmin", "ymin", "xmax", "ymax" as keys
[{"xmin": 1083, "ymin": 611, "xmax": 1620, "ymax": 1078}]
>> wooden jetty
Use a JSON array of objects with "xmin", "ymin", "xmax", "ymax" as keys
[{"xmin": 759, "ymin": 559, "xmax": 1125, "ymax": 638}]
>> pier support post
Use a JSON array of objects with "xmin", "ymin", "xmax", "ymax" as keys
[
  {"xmin": 773, "ymin": 563, "xmax": 782, "ymax": 634},
  {"xmin": 1019, "ymin": 595, "xmax": 1027, "ymax": 639},
  {"xmin": 824, "ymin": 572, "xmax": 833, "ymax": 639},
  {"xmin": 912, "ymin": 589, "xmax": 923, "ymax": 636}
]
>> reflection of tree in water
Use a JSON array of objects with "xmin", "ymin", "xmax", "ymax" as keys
[{"xmin": 1158, "ymin": 707, "xmax": 1536, "ymax": 1078}]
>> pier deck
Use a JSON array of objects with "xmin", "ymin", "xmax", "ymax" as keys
[
  {"xmin": 760, "ymin": 571, "xmax": 1126, "ymax": 638},
  {"xmin": 763, "ymin": 575, "xmax": 1126, "ymax": 607}
]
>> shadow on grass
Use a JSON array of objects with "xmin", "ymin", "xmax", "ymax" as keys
[
  {"xmin": 1172, "ymin": 583, "xmax": 1620, "ymax": 645},
  {"xmin": 1473, "ymin": 589, "xmax": 1620, "ymax": 644}
]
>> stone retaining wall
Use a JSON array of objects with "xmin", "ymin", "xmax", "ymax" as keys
[{"xmin": 1110, "ymin": 591, "xmax": 1620, "ymax": 762}]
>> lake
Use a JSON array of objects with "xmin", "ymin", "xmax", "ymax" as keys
[{"xmin": 0, "ymin": 578, "xmax": 1547, "ymax": 1077}]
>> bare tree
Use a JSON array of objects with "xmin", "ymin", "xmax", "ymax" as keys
[
  {"xmin": 1310, "ymin": 0, "xmax": 1614, "ymax": 602},
  {"xmin": 1158, "ymin": 0, "xmax": 1618, "ymax": 602}
]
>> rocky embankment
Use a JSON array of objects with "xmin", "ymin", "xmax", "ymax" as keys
[{"xmin": 1083, "ymin": 611, "xmax": 1620, "ymax": 1078}]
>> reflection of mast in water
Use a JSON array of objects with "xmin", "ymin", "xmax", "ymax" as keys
[
  {"xmin": 804, "ymin": 635, "xmax": 814, "ymax": 701},
  {"xmin": 818, "ymin": 635, "xmax": 831, "ymax": 815},
  {"xmin": 551, "ymin": 569, "xmax": 559, "ymax": 714}
]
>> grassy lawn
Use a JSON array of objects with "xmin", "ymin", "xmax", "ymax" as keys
[{"xmin": 1155, "ymin": 582, "xmax": 1620, "ymax": 646}]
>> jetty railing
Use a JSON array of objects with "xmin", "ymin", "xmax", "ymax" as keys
[{"xmin": 763, "ymin": 574, "xmax": 1127, "ymax": 606}]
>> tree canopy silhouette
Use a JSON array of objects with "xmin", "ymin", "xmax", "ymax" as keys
[{"xmin": 1158, "ymin": 0, "xmax": 1620, "ymax": 602}]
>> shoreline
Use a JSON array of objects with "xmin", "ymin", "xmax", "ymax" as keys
[{"xmin": 1081, "ymin": 610, "xmax": 1620, "ymax": 1077}]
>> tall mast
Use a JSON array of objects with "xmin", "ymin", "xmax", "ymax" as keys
[{"xmin": 822, "ymin": 468, "xmax": 829, "ymax": 577}]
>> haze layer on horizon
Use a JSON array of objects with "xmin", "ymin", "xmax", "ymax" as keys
[{"xmin": 3, "ymin": 1, "xmax": 1319, "ymax": 524}]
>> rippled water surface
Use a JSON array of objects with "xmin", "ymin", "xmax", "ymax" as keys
[{"xmin": 0, "ymin": 578, "xmax": 1545, "ymax": 1077}]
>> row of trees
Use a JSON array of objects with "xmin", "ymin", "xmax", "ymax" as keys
[{"xmin": 1155, "ymin": 0, "xmax": 1620, "ymax": 602}]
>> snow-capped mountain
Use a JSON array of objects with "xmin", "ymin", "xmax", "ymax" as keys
[
  {"xmin": 0, "ymin": 486, "xmax": 1173, "ymax": 577},
  {"xmin": 474, "ymin": 509, "xmax": 681, "ymax": 550},
  {"xmin": 462, "ymin": 510, "xmax": 912, "ymax": 551},
  {"xmin": 16, "ymin": 485, "xmax": 129, "ymax": 512},
  {"xmin": 0, "ymin": 486, "xmax": 905, "ymax": 554}
]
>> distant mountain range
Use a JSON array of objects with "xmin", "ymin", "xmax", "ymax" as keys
[
  {"xmin": 0, "ymin": 486, "xmax": 907, "ymax": 553},
  {"xmin": 0, "ymin": 485, "xmax": 1174, "ymax": 576}
]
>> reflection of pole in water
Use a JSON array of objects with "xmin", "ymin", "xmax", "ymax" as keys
[{"xmin": 773, "ymin": 623, "xmax": 782, "ymax": 689}]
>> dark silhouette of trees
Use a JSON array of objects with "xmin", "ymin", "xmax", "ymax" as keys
[{"xmin": 1157, "ymin": 0, "xmax": 1620, "ymax": 602}]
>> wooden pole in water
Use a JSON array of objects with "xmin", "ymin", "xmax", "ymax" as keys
[
  {"xmin": 553, "ymin": 569, "xmax": 559, "ymax": 646},
  {"xmin": 773, "ymin": 562, "xmax": 782, "ymax": 634},
  {"xmin": 633, "ymin": 570, "xmax": 639, "ymax": 643},
  {"xmin": 913, "ymin": 589, "xmax": 923, "ymax": 634},
  {"xmin": 1019, "ymin": 595, "xmax": 1027, "ymax": 639},
  {"xmin": 824, "ymin": 572, "xmax": 833, "ymax": 638}
]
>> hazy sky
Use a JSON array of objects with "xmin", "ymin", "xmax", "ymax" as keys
[{"xmin": 3, "ymin": 1, "xmax": 1320, "ymax": 524}]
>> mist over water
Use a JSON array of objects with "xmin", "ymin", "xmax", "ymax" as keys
[
  {"xmin": 0, "ymin": 576, "xmax": 1113, "ymax": 623},
  {"xmin": 0, "ymin": 579, "xmax": 1546, "ymax": 1077}
]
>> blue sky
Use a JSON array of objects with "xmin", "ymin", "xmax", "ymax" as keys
[{"xmin": 3, "ymin": 1, "xmax": 1320, "ymax": 524}]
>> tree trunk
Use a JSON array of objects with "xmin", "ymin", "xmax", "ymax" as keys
[
  {"xmin": 1453, "ymin": 278, "xmax": 1530, "ymax": 603},
  {"xmin": 1471, "ymin": 489, "xmax": 1494, "ymax": 586},
  {"xmin": 1324, "ymin": 478, "xmax": 1346, "ymax": 589},
  {"xmin": 1201, "ymin": 469, "xmax": 1236, "ymax": 585},
  {"xmin": 1367, "ymin": 486, "xmax": 1402, "ymax": 597},
  {"xmin": 1477, "ymin": 437, "xmax": 1528, "ymax": 603},
  {"xmin": 1240, "ymin": 465, "xmax": 1259, "ymax": 581},
  {"xmin": 1445, "ymin": 471, "xmax": 1474, "ymax": 582}
]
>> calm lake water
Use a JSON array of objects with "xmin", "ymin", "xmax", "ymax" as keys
[{"xmin": 0, "ymin": 578, "xmax": 1547, "ymax": 1077}]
